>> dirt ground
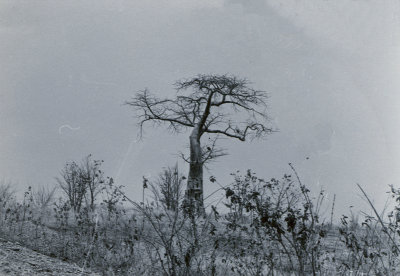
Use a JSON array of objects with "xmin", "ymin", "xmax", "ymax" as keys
[{"xmin": 0, "ymin": 238, "xmax": 100, "ymax": 276}]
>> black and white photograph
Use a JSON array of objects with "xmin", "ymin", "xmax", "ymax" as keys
[{"xmin": 1, "ymin": 1, "xmax": 399, "ymax": 275}]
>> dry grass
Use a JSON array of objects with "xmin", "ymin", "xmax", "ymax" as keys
[{"xmin": 0, "ymin": 175, "xmax": 400, "ymax": 275}]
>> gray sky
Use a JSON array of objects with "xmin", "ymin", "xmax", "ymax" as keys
[{"xmin": 1, "ymin": 0, "xmax": 399, "ymax": 217}]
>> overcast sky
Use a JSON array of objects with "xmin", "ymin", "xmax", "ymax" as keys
[{"xmin": 1, "ymin": 0, "xmax": 399, "ymax": 217}]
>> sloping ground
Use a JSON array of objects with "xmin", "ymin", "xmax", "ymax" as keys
[{"xmin": 0, "ymin": 238, "xmax": 100, "ymax": 276}]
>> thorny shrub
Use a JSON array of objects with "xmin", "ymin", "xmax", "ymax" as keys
[
  {"xmin": 125, "ymin": 175, "xmax": 220, "ymax": 276},
  {"xmin": 336, "ymin": 185, "xmax": 400, "ymax": 276},
  {"xmin": 222, "ymin": 169, "xmax": 327, "ymax": 275}
]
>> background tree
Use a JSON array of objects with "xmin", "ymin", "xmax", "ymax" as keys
[
  {"xmin": 80, "ymin": 154, "xmax": 105, "ymax": 211},
  {"xmin": 56, "ymin": 155, "xmax": 105, "ymax": 212},
  {"xmin": 151, "ymin": 164, "xmax": 185, "ymax": 212},
  {"xmin": 0, "ymin": 180, "xmax": 15, "ymax": 211},
  {"xmin": 32, "ymin": 185, "xmax": 57, "ymax": 209},
  {"xmin": 127, "ymin": 74, "xmax": 274, "ymax": 212},
  {"xmin": 57, "ymin": 161, "xmax": 85, "ymax": 212}
]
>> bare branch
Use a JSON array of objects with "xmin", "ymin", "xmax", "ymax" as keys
[
  {"xmin": 126, "ymin": 89, "xmax": 195, "ymax": 137},
  {"xmin": 127, "ymin": 75, "xmax": 273, "ymax": 141},
  {"xmin": 200, "ymin": 135, "xmax": 228, "ymax": 164}
]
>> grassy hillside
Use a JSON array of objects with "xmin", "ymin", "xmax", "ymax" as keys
[{"xmin": 0, "ymin": 170, "xmax": 399, "ymax": 275}]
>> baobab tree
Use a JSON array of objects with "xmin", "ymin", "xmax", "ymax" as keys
[{"xmin": 126, "ymin": 74, "xmax": 274, "ymax": 213}]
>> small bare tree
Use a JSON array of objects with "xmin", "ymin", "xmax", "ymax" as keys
[
  {"xmin": 0, "ymin": 180, "xmax": 15, "ymax": 207},
  {"xmin": 33, "ymin": 185, "xmax": 57, "ymax": 209},
  {"xmin": 80, "ymin": 155, "xmax": 105, "ymax": 211},
  {"xmin": 57, "ymin": 155, "xmax": 105, "ymax": 212},
  {"xmin": 151, "ymin": 164, "xmax": 184, "ymax": 212},
  {"xmin": 57, "ymin": 161, "xmax": 85, "ymax": 212},
  {"xmin": 127, "ymin": 74, "xmax": 274, "ymax": 212},
  {"xmin": 0, "ymin": 180, "xmax": 15, "ymax": 222}
]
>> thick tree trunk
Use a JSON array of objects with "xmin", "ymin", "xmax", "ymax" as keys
[{"xmin": 185, "ymin": 127, "xmax": 204, "ymax": 214}]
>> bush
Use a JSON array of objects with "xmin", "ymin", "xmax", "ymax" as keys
[{"xmin": 222, "ymin": 169, "xmax": 327, "ymax": 275}]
